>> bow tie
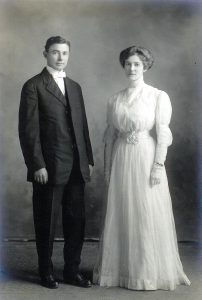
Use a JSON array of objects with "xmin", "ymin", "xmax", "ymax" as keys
[{"xmin": 52, "ymin": 71, "xmax": 66, "ymax": 79}]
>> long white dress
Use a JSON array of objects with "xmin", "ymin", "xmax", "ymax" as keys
[{"xmin": 93, "ymin": 77, "xmax": 190, "ymax": 291}]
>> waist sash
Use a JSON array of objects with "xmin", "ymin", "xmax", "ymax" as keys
[{"xmin": 120, "ymin": 130, "xmax": 150, "ymax": 145}]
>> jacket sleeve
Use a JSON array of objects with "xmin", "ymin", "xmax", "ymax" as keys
[
  {"xmin": 78, "ymin": 86, "xmax": 94, "ymax": 166},
  {"xmin": 18, "ymin": 81, "xmax": 46, "ymax": 172}
]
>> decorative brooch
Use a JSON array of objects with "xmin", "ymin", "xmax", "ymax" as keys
[{"xmin": 126, "ymin": 131, "xmax": 139, "ymax": 145}]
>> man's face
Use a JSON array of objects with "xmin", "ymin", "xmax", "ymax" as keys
[{"xmin": 43, "ymin": 43, "xmax": 70, "ymax": 71}]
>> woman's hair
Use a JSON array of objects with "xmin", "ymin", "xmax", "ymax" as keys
[
  {"xmin": 119, "ymin": 46, "xmax": 154, "ymax": 70},
  {"xmin": 44, "ymin": 36, "xmax": 71, "ymax": 52}
]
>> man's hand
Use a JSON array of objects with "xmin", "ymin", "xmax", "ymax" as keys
[
  {"xmin": 89, "ymin": 165, "xmax": 93, "ymax": 177},
  {"xmin": 34, "ymin": 168, "xmax": 48, "ymax": 184}
]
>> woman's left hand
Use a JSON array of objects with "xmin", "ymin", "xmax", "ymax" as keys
[
  {"xmin": 150, "ymin": 175, "xmax": 161, "ymax": 186},
  {"xmin": 150, "ymin": 163, "xmax": 163, "ymax": 186}
]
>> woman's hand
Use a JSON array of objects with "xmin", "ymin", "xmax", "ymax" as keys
[
  {"xmin": 34, "ymin": 168, "xmax": 48, "ymax": 184},
  {"xmin": 104, "ymin": 173, "xmax": 110, "ymax": 184},
  {"xmin": 150, "ymin": 174, "xmax": 161, "ymax": 186},
  {"xmin": 150, "ymin": 162, "xmax": 163, "ymax": 186}
]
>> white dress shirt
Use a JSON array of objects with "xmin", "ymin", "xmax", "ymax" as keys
[{"xmin": 46, "ymin": 66, "xmax": 66, "ymax": 95}]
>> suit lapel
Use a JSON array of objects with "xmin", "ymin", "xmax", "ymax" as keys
[
  {"xmin": 41, "ymin": 68, "xmax": 67, "ymax": 107},
  {"xmin": 64, "ymin": 77, "xmax": 79, "ymax": 113}
]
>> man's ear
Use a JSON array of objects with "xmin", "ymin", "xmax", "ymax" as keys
[{"xmin": 43, "ymin": 51, "xmax": 47, "ymax": 59}]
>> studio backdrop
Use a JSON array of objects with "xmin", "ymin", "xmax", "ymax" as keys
[{"xmin": 0, "ymin": 0, "xmax": 201, "ymax": 241}]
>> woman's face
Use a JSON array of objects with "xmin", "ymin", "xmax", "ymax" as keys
[{"xmin": 124, "ymin": 54, "xmax": 146, "ymax": 81}]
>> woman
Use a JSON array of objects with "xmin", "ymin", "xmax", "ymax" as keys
[{"xmin": 93, "ymin": 46, "xmax": 190, "ymax": 291}]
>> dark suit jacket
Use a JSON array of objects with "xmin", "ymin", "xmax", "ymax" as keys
[{"xmin": 19, "ymin": 68, "xmax": 94, "ymax": 184}]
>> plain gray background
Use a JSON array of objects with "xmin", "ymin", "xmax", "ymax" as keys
[{"xmin": 0, "ymin": 0, "xmax": 201, "ymax": 241}]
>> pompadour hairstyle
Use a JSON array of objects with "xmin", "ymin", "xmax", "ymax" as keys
[{"xmin": 119, "ymin": 46, "xmax": 154, "ymax": 70}]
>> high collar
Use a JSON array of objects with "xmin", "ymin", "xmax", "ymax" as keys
[
  {"xmin": 128, "ymin": 76, "xmax": 144, "ymax": 89},
  {"xmin": 46, "ymin": 65, "xmax": 64, "ymax": 76}
]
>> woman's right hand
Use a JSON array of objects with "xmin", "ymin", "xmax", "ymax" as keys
[{"xmin": 104, "ymin": 173, "xmax": 110, "ymax": 184}]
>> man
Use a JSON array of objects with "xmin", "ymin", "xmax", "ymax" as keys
[{"xmin": 19, "ymin": 36, "xmax": 94, "ymax": 289}]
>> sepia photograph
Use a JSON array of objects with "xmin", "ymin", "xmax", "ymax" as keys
[{"xmin": 0, "ymin": 0, "xmax": 201, "ymax": 299}]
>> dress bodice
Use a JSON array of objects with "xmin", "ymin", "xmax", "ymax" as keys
[
  {"xmin": 111, "ymin": 83, "xmax": 158, "ymax": 133},
  {"xmin": 103, "ymin": 81, "xmax": 173, "ymax": 165}
]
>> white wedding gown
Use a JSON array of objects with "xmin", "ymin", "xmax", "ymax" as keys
[{"xmin": 93, "ymin": 78, "xmax": 190, "ymax": 290}]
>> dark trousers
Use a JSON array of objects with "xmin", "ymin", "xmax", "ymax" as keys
[{"xmin": 32, "ymin": 157, "xmax": 85, "ymax": 278}]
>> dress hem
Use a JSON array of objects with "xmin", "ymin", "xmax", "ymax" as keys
[{"xmin": 93, "ymin": 274, "xmax": 191, "ymax": 291}]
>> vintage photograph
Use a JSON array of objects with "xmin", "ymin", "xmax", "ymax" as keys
[{"xmin": 0, "ymin": 0, "xmax": 201, "ymax": 299}]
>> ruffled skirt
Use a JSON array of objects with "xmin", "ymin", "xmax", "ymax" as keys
[{"xmin": 93, "ymin": 134, "xmax": 190, "ymax": 290}]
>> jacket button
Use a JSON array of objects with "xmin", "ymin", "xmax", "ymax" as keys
[
  {"xmin": 68, "ymin": 127, "xmax": 71, "ymax": 131},
  {"xmin": 66, "ymin": 111, "xmax": 67, "ymax": 113},
  {"xmin": 71, "ymin": 145, "xmax": 74, "ymax": 148}
]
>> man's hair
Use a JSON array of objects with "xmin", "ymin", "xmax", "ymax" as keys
[
  {"xmin": 44, "ymin": 36, "xmax": 71, "ymax": 52},
  {"xmin": 119, "ymin": 46, "xmax": 154, "ymax": 70}
]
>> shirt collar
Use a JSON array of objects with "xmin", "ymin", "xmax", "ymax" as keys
[{"xmin": 46, "ymin": 65, "xmax": 64, "ymax": 76}]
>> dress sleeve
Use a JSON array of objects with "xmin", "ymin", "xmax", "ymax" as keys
[
  {"xmin": 103, "ymin": 95, "xmax": 119, "ymax": 144},
  {"xmin": 154, "ymin": 91, "xmax": 172, "ymax": 165},
  {"xmin": 103, "ymin": 95, "xmax": 119, "ymax": 178}
]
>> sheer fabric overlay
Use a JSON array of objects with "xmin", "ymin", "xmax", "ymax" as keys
[{"xmin": 93, "ymin": 80, "xmax": 190, "ymax": 290}]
